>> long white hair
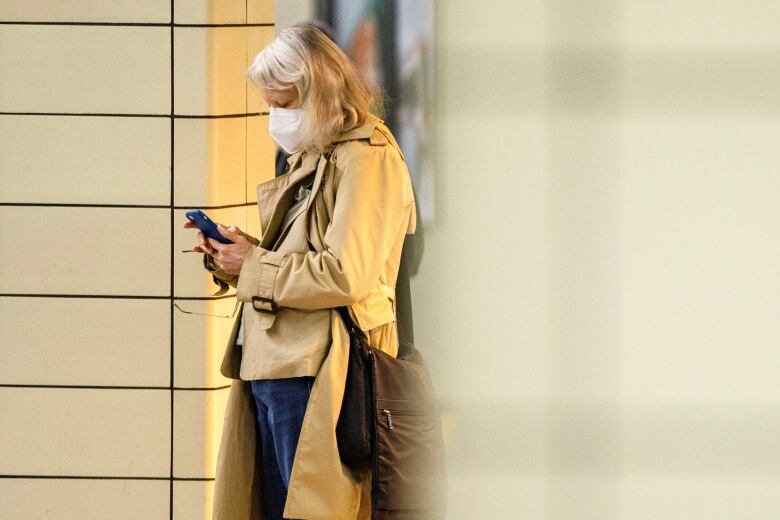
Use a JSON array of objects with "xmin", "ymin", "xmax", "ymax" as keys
[{"xmin": 246, "ymin": 22, "xmax": 386, "ymax": 154}]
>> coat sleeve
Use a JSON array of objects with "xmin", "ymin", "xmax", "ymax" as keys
[{"xmin": 235, "ymin": 142, "xmax": 413, "ymax": 311}]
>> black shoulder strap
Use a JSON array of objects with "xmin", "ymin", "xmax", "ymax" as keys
[
  {"xmin": 335, "ymin": 305, "xmax": 368, "ymax": 345},
  {"xmin": 394, "ymin": 241, "xmax": 414, "ymax": 346}
]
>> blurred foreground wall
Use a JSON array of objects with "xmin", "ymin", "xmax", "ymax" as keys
[
  {"xmin": 0, "ymin": 2, "xmax": 275, "ymax": 519},
  {"xmin": 413, "ymin": 1, "xmax": 780, "ymax": 518}
]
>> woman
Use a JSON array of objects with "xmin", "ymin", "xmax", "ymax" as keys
[{"xmin": 185, "ymin": 22, "xmax": 417, "ymax": 520}]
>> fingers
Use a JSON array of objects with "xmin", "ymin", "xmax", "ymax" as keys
[
  {"xmin": 197, "ymin": 231, "xmax": 216, "ymax": 255},
  {"xmin": 207, "ymin": 237, "xmax": 225, "ymax": 251},
  {"xmin": 185, "ymin": 220, "xmax": 218, "ymax": 255},
  {"xmin": 217, "ymin": 223, "xmax": 237, "ymax": 238}
]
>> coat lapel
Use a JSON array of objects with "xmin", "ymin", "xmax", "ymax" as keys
[{"xmin": 257, "ymin": 151, "xmax": 319, "ymax": 249}]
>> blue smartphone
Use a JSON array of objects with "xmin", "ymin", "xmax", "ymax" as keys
[{"xmin": 185, "ymin": 210, "xmax": 233, "ymax": 244}]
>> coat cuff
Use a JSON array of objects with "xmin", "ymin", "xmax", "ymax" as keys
[{"xmin": 235, "ymin": 245, "xmax": 288, "ymax": 313}]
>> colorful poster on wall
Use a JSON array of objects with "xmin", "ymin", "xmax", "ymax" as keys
[{"xmin": 319, "ymin": 0, "xmax": 436, "ymax": 225}]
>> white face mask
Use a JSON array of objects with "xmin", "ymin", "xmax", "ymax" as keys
[{"xmin": 268, "ymin": 107, "xmax": 305, "ymax": 154}]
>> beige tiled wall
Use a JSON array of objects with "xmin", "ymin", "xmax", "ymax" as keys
[{"xmin": 0, "ymin": 2, "xmax": 274, "ymax": 519}]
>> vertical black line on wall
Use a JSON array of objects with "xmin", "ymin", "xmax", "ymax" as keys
[{"xmin": 169, "ymin": 1, "xmax": 175, "ymax": 519}]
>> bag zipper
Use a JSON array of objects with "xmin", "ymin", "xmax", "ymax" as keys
[
  {"xmin": 381, "ymin": 409, "xmax": 394, "ymax": 430},
  {"xmin": 381, "ymin": 407, "xmax": 437, "ymax": 432}
]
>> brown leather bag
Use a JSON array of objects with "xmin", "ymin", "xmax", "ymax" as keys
[{"xmin": 334, "ymin": 305, "xmax": 447, "ymax": 519}]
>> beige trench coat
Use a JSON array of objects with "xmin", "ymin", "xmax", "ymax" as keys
[{"xmin": 206, "ymin": 112, "xmax": 417, "ymax": 520}]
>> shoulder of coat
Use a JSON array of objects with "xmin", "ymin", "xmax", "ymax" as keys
[
  {"xmin": 330, "ymin": 121, "xmax": 405, "ymax": 163},
  {"xmin": 334, "ymin": 126, "xmax": 390, "ymax": 149},
  {"xmin": 369, "ymin": 126, "xmax": 390, "ymax": 146},
  {"xmin": 331, "ymin": 133, "xmax": 389, "ymax": 165}
]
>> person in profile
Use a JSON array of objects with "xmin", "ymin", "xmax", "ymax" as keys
[{"xmin": 185, "ymin": 21, "xmax": 420, "ymax": 520}]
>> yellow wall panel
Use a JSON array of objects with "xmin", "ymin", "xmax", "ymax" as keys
[
  {"xmin": 174, "ymin": 27, "xmax": 247, "ymax": 116},
  {"xmin": 0, "ymin": 297, "xmax": 170, "ymax": 387},
  {"xmin": 174, "ymin": 297, "xmax": 236, "ymax": 388},
  {"xmin": 0, "ymin": 387, "xmax": 170, "ymax": 476},
  {"xmin": 173, "ymin": 480, "xmax": 216, "ymax": 520},
  {"xmin": 174, "ymin": 117, "xmax": 247, "ymax": 207},
  {"xmin": 0, "ymin": 1, "xmax": 168, "ymax": 24},
  {"xmin": 172, "ymin": 388, "xmax": 229, "ymax": 479},
  {"xmin": 0, "ymin": 206, "xmax": 170, "ymax": 295},
  {"xmin": 0, "ymin": 25, "xmax": 170, "ymax": 114},
  {"xmin": 0, "ymin": 479, "xmax": 168, "ymax": 520},
  {"xmin": 174, "ymin": 0, "xmax": 246, "ymax": 25},
  {"xmin": 0, "ymin": 115, "xmax": 170, "ymax": 205}
]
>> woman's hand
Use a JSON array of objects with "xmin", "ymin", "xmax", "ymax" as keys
[
  {"xmin": 183, "ymin": 222, "xmax": 253, "ymax": 275},
  {"xmin": 182, "ymin": 220, "xmax": 216, "ymax": 254},
  {"xmin": 207, "ymin": 225, "xmax": 253, "ymax": 275}
]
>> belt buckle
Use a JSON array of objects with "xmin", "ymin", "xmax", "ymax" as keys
[{"xmin": 251, "ymin": 295, "xmax": 277, "ymax": 314}]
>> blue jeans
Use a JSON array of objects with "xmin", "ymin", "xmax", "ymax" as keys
[{"xmin": 249, "ymin": 376, "xmax": 315, "ymax": 520}]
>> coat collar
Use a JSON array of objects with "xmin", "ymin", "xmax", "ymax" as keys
[
  {"xmin": 332, "ymin": 111, "xmax": 385, "ymax": 143},
  {"xmin": 284, "ymin": 112, "xmax": 385, "ymax": 167}
]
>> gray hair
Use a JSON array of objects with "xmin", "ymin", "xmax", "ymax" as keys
[{"xmin": 246, "ymin": 22, "xmax": 385, "ymax": 153}]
